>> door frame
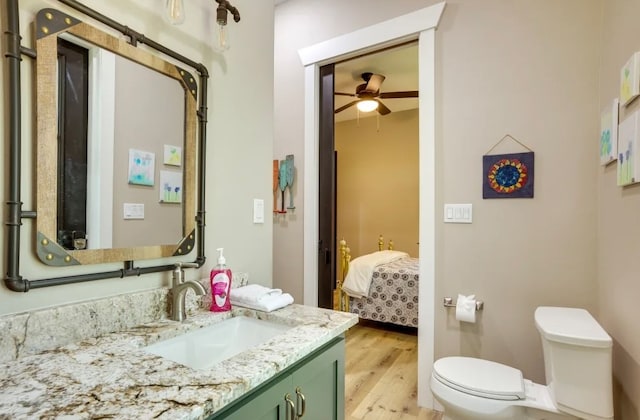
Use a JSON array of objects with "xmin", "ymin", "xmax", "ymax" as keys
[
  {"xmin": 297, "ymin": 2, "xmax": 445, "ymax": 408},
  {"xmin": 317, "ymin": 63, "xmax": 336, "ymax": 309}
]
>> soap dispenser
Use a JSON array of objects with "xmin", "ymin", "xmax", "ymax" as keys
[{"xmin": 210, "ymin": 248, "xmax": 232, "ymax": 312}]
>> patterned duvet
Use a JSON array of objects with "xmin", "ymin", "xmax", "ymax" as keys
[{"xmin": 349, "ymin": 257, "xmax": 419, "ymax": 328}]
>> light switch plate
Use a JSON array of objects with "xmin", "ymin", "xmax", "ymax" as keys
[
  {"xmin": 123, "ymin": 203, "xmax": 144, "ymax": 219},
  {"xmin": 253, "ymin": 199, "xmax": 264, "ymax": 224},
  {"xmin": 444, "ymin": 204, "xmax": 472, "ymax": 223}
]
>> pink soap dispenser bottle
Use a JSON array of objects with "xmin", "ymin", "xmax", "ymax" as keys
[{"xmin": 210, "ymin": 248, "xmax": 232, "ymax": 312}]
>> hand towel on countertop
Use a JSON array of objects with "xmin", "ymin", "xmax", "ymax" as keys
[
  {"xmin": 230, "ymin": 284, "xmax": 294, "ymax": 312},
  {"xmin": 230, "ymin": 284, "xmax": 282, "ymax": 302}
]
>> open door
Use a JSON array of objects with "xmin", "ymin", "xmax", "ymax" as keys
[
  {"xmin": 299, "ymin": 3, "xmax": 444, "ymax": 407},
  {"xmin": 317, "ymin": 63, "xmax": 335, "ymax": 309}
]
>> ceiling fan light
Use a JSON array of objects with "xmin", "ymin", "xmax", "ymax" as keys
[{"xmin": 357, "ymin": 99, "xmax": 378, "ymax": 113}]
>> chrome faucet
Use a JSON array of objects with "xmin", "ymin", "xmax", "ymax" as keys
[{"xmin": 170, "ymin": 262, "xmax": 206, "ymax": 321}]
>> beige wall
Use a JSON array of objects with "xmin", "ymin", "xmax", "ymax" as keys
[
  {"xmin": 598, "ymin": 1, "xmax": 640, "ymax": 418},
  {"xmin": 335, "ymin": 109, "xmax": 419, "ymax": 259},
  {"xmin": 0, "ymin": 0, "xmax": 274, "ymax": 315},
  {"xmin": 435, "ymin": 0, "xmax": 600, "ymax": 384},
  {"xmin": 273, "ymin": 0, "xmax": 640, "ymax": 415},
  {"xmin": 112, "ymin": 56, "xmax": 182, "ymax": 248}
]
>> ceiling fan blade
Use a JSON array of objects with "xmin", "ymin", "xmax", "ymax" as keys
[
  {"xmin": 335, "ymin": 92, "xmax": 356, "ymax": 97},
  {"xmin": 335, "ymin": 100, "xmax": 359, "ymax": 114},
  {"xmin": 379, "ymin": 90, "xmax": 419, "ymax": 99},
  {"xmin": 376, "ymin": 100, "xmax": 391, "ymax": 115},
  {"xmin": 365, "ymin": 73, "xmax": 385, "ymax": 93}
]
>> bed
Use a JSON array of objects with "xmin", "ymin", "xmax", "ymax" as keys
[{"xmin": 338, "ymin": 236, "xmax": 419, "ymax": 328}]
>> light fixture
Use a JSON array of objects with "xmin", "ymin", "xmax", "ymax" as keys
[
  {"xmin": 357, "ymin": 99, "xmax": 378, "ymax": 113},
  {"xmin": 164, "ymin": 0, "xmax": 241, "ymax": 52},
  {"xmin": 165, "ymin": 0, "xmax": 186, "ymax": 25},
  {"xmin": 215, "ymin": 0, "xmax": 241, "ymax": 52}
]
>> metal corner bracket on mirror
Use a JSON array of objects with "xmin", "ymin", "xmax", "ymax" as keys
[{"xmin": 3, "ymin": 0, "xmax": 209, "ymax": 291}]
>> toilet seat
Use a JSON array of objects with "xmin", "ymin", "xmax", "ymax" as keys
[{"xmin": 432, "ymin": 357, "xmax": 525, "ymax": 401}]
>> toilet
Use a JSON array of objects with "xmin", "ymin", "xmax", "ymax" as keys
[{"xmin": 430, "ymin": 306, "xmax": 614, "ymax": 420}]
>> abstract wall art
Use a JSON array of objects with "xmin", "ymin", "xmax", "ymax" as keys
[
  {"xmin": 620, "ymin": 52, "xmax": 640, "ymax": 107},
  {"xmin": 163, "ymin": 144, "xmax": 182, "ymax": 166},
  {"xmin": 617, "ymin": 110, "xmax": 640, "ymax": 186},
  {"xmin": 600, "ymin": 98, "xmax": 619, "ymax": 166},
  {"xmin": 128, "ymin": 149, "xmax": 155, "ymax": 186},
  {"xmin": 483, "ymin": 152, "xmax": 535, "ymax": 199},
  {"xmin": 159, "ymin": 170, "xmax": 182, "ymax": 203}
]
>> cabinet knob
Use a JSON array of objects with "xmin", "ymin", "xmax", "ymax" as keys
[
  {"xmin": 295, "ymin": 386, "xmax": 306, "ymax": 418},
  {"xmin": 284, "ymin": 393, "xmax": 296, "ymax": 420}
]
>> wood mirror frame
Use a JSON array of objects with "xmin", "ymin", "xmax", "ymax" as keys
[{"xmin": 34, "ymin": 8, "xmax": 198, "ymax": 266}]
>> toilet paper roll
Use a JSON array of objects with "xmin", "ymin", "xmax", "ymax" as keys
[{"xmin": 455, "ymin": 294, "xmax": 476, "ymax": 323}]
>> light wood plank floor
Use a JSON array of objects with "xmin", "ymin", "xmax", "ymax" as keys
[{"xmin": 344, "ymin": 321, "xmax": 443, "ymax": 420}]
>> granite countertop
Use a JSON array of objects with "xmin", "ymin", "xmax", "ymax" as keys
[{"xmin": 0, "ymin": 304, "xmax": 358, "ymax": 419}]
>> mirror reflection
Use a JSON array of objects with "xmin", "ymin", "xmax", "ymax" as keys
[{"xmin": 35, "ymin": 9, "xmax": 197, "ymax": 265}]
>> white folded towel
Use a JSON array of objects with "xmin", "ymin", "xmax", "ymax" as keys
[
  {"xmin": 230, "ymin": 284, "xmax": 282, "ymax": 302},
  {"xmin": 230, "ymin": 284, "xmax": 294, "ymax": 312}
]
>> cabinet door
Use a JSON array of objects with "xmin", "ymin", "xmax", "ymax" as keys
[
  {"xmin": 216, "ymin": 375, "xmax": 291, "ymax": 420},
  {"xmin": 211, "ymin": 337, "xmax": 346, "ymax": 420},
  {"xmin": 291, "ymin": 338, "xmax": 345, "ymax": 420}
]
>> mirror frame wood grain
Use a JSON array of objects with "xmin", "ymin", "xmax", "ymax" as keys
[{"xmin": 35, "ymin": 9, "xmax": 197, "ymax": 265}]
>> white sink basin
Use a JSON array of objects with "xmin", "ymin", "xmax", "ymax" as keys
[{"xmin": 144, "ymin": 316, "xmax": 292, "ymax": 370}]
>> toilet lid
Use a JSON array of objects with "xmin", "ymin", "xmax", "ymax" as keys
[{"xmin": 433, "ymin": 357, "xmax": 525, "ymax": 401}]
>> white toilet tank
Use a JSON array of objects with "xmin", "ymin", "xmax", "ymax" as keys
[{"xmin": 534, "ymin": 307, "xmax": 613, "ymax": 420}]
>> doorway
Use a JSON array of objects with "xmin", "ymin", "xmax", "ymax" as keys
[
  {"xmin": 298, "ymin": 2, "xmax": 444, "ymax": 408},
  {"xmin": 324, "ymin": 44, "xmax": 420, "ymax": 310}
]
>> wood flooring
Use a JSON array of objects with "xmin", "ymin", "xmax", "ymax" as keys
[{"xmin": 344, "ymin": 321, "xmax": 443, "ymax": 420}]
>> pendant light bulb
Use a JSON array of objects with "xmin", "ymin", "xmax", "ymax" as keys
[
  {"xmin": 214, "ymin": 4, "xmax": 231, "ymax": 52},
  {"xmin": 166, "ymin": 0, "xmax": 185, "ymax": 25},
  {"xmin": 215, "ymin": 22, "xmax": 231, "ymax": 51}
]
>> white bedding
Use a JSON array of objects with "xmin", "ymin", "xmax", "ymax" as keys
[{"xmin": 342, "ymin": 250, "xmax": 409, "ymax": 298}]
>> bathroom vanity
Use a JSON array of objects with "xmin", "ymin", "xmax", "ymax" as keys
[{"xmin": 0, "ymin": 293, "xmax": 358, "ymax": 419}]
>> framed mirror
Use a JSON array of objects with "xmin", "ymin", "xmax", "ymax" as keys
[{"xmin": 34, "ymin": 8, "xmax": 198, "ymax": 266}]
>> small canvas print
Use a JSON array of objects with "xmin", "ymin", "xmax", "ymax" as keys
[
  {"xmin": 163, "ymin": 144, "xmax": 182, "ymax": 166},
  {"xmin": 600, "ymin": 98, "xmax": 619, "ymax": 166},
  {"xmin": 128, "ymin": 149, "xmax": 155, "ymax": 186},
  {"xmin": 620, "ymin": 52, "xmax": 640, "ymax": 106},
  {"xmin": 483, "ymin": 152, "xmax": 534, "ymax": 199},
  {"xmin": 617, "ymin": 111, "xmax": 640, "ymax": 186},
  {"xmin": 159, "ymin": 170, "xmax": 182, "ymax": 203}
]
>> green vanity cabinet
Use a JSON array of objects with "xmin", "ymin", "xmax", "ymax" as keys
[
  {"xmin": 219, "ymin": 374, "xmax": 290, "ymax": 419},
  {"xmin": 213, "ymin": 336, "xmax": 345, "ymax": 419}
]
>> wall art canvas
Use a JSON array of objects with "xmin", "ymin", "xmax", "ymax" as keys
[
  {"xmin": 272, "ymin": 160, "xmax": 279, "ymax": 213},
  {"xmin": 483, "ymin": 152, "xmax": 534, "ymax": 199},
  {"xmin": 617, "ymin": 110, "xmax": 640, "ymax": 186},
  {"xmin": 163, "ymin": 144, "xmax": 182, "ymax": 166},
  {"xmin": 620, "ymin": 52, "xmax": 640, "ymax": 106},
  {"xmin": 128, "ymin": 149, "xmax": 155, "ymax": 186},
  {"xmin": 600, "ymin": 98, "xmax": 619, "ymax": 166},
  {"xmin": 159, "ymin": 170, "xmax": 182, "ymax": 203}
]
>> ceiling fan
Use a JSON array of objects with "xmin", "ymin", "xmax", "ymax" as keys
[{"xmin": 334, "ymin": 72, "xmax": 418, "ymax": 115}]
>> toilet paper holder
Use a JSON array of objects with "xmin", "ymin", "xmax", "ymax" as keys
[{"xmin": 443, "ymin": 296, "xmax": 484, "ymax": 311}]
